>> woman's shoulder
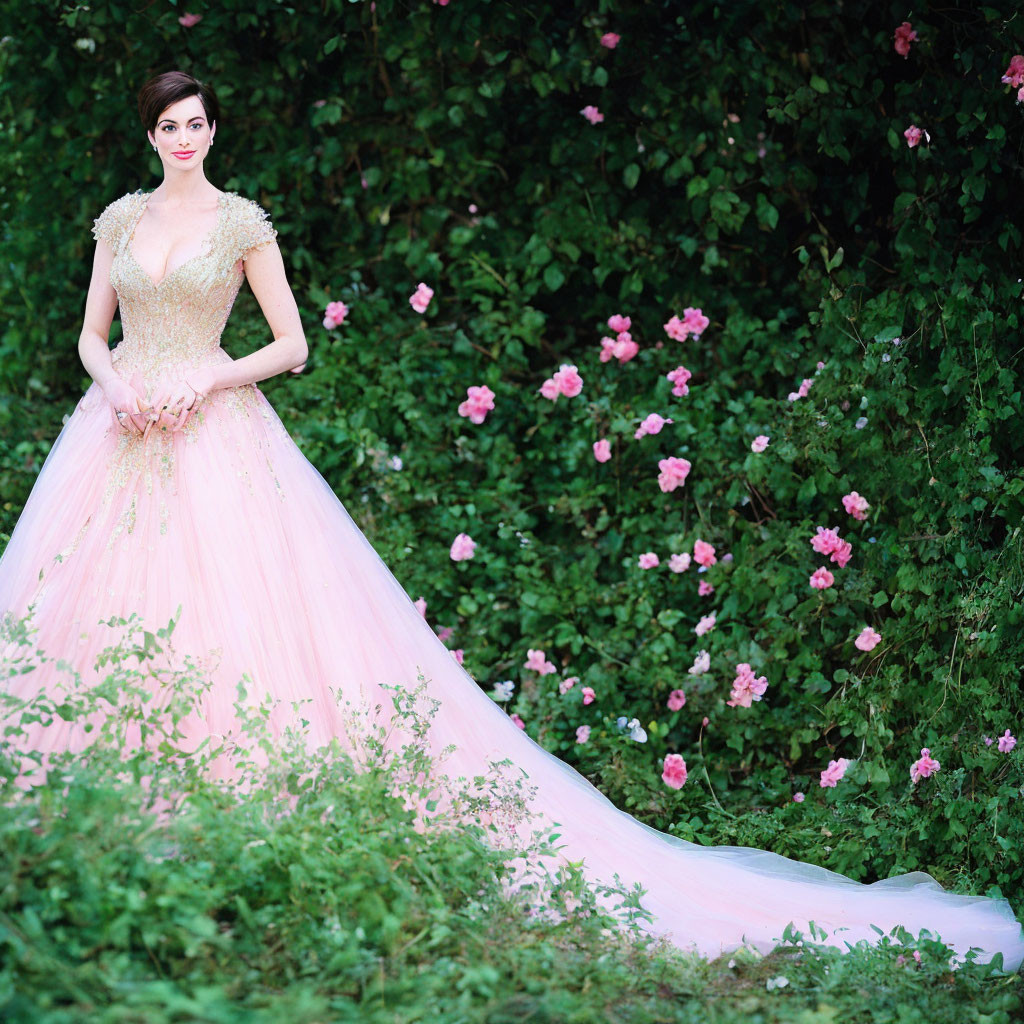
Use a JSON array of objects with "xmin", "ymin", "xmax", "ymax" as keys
[
  {"xmin": 91, "ymin": 189, "xmax": 146, "ymax": 246},
  {"xmin": 223, "ymin": 191, "xmax": 273, "ymax": 219}
]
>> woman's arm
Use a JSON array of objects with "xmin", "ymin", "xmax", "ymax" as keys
[{"xmin": 187, "ymin": 241, "xmax": 307, "ymax": 395}]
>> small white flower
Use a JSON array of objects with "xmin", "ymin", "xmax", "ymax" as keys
[
  {"xmin": 855, "ymin": 416, "xmax": 868, "ymax": 429},
  {"xmin": 389, "ymin": 455, "xmax": 403, "ymax": 470},
  {"xmin": 765, "ymin": 975, "xmax": 789, "ymax": 991},
  {"xmin": 492, "ymin": 680, "xmax": 515, "ymax": 702},
  {"xmin": 688, "ymin": 650, "xmax": 711, "ymax": 676},
  {"xmin": 627, "ymin": 718, "xmax": 647, "ymax": 743}
]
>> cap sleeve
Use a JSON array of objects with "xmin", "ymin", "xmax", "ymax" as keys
[
  {"xmin": 233, "ymin": 197, "xmax": 279, "ymax": 263},
  {"xmin": 91, "ymin": 192, "xmax": 133, "ymax": 248}
]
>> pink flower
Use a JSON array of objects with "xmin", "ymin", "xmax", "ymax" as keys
[
  {"xmin": 414, "ymin": 597, "xmax": 427, "ymax": 617},
  {"xmin": 726, "ymin": 663, "xmax": 768, "ymax": 708},
  {"xmin": 457, "ymin": 384, "xmax": 496, "ymax": 424},
  {"xmin": 693, "ymin": 539, "xmax": 717, "ymax": 568},
  {"xmin": 688, "ymin": 650, "xmax": 710, "ymax": 675},
  {"xmin": 436, "ymin": 625, "xmax": 454, "ymax": 643},
  {"xmin": 581, "ymin": 686, "xmax": 596, "ymax": 705},
  {"xmin": 638, "ymin": 551, "xmax": 660, "ymax": 569},
  {"xmin": 581, "ymin": 105, "xmax": 604, "ymax": 125},
  {"xmin": 819, "ymin": 757, "xmax": 849, "ymax": 788},
  {"xmin": 607, "ymin": 313, "xmax": 631, "ymax": 333},
  {"xmin": 510, "ymin": 713, "xmax": 525, "ymax": 729},
  {"xmin": 904, "ymin": 125, "xmax": 924, "ymax": 148},
  {"xmin": 809, "ymin": 567, "xmax": 834, "ymax": 589},
  {"xmin": 450, "ymin": 533, "xmax": 477, "ymax": 561},
  {"xmin": 599, "ymin": 333, "xmax": 639, "ymax": 364},
  {"xmin": 662, "ymin": 753, "xmax": 688, "ymax": 789},
  {"xmin": 793, "ymin": 792, "xmax": 805, "ymax": 803},
  {"xmin": 559, "ymin": 676, "xmax": 578, "ymax": 695},
  {"xmin": 797, "ymin": 377, "xmax": 814, "ymax": 398},
  {"xmin": 664, "ymin": 307, "xmax": 710, "ymax": 341},
  {"xmin": 810, "ymin": 526, "xmax": 842, "ymax": 556},
  {"xmin": 593, "ymin": 438, "xmax": 612, "ymax": 463},
  {"xmin": 997, "ymin": 729, "xmax": 1017, "ymax": 753},
  {"xmin": 600, "ymin": 32, "xmax": 620, "ymax": 49},
  {"xmin": 450, "ymin": 648, "xmax": 464, "ymax": 665},
  {"xmin": 854, "ymin": 627, "xmax": 882, "ymax": 652},
  {"xmin": 666, "ymin": 365, "xmax": 692, "ymax": 397},
  {"xmin": 539, "ymin": 377, "xmax": 560, "ymax": 400},
  {"xmin": 893, "ymin": 21, "xmax": 917, "ymax": 58},
  {"xmin": 701, "ymin": 716, "xmax": 709, "ymax": 727},
  {"xmin": 910, "ymin": 747, "xmax": 941, "ymax": 783},
  {"xmin": 667, "ymin": 689, "xmax": 686, "ymax": 711},
  {"xmin": 698, "ymin": 580, "xmax": 715, "ymax": 596},
  {"xmin": 657, "ymin": 457, "xmax": 692, "ymax": 493},
  {"xmin": 524, "ymin": 648, "xmax": 557, "ymax": 675},
  {"xmin": 830, "ymin": 539, "xmax": 853, "ymax": 569},
  {"xmin": 178, "ymin": 12, "xmax": 202, "ymax": 26},
  {"xmin": 669, "ymin": 552, "xmax": 691, "ymax": 573},
  {"xmin": 634, "ymin": 413, "xmax": 674, "ymax": 439},
  {"xmin": 576, "ymin": 725, "xmax": 591, "ymax": 743},
  {"xmin": 842, "ymin": 491, "xmax": 870, "ymax": 520},
  {"xmin": 1002, "ymin": 55, "xmax": 1024, "ymax": 88},
  {"xmin": 751, "ymin": 435, "xmax": 769, "ymax": 453},
  {"xmin": 694, "ymin": 613, "xmax": 716, "ymax": 637},
  {"xmin": 1018, "ymin": 86, "xmax": 1024, "ymax": 103},
  {"xmin": 323, "ymin": 300, "xmax": 349, "ymax": 328},
  {"xmin": 555, "ymin": 363, "xmax": 583, "ymax": 397},
  {"xmin": 410, "ymin": 282, "xmax": 434, "ymax": 313}
]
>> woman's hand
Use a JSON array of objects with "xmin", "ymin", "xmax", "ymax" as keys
[
  {"xmin": 101, "ymin": 376, "xmax": 150, "ymax": 434},
  {"xmin": 149, "ymin": 366, "xmax": 217, "ymax": 435}
]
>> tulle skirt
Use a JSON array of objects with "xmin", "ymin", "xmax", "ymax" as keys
[{"xmin": 2, "ymin": 377, "xmax": 1022, "ymax": 971}]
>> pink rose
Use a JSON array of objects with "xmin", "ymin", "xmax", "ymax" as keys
[
  {"xmin": 607, "ymin": 313, "xmax": 631, "ymax": 333},
  {"xmin": 809, "ymin": 566, "xmax": 834, "ymax": 589},
  {"xmin": 693, "ymin": 539, "xmax": 717, "ymax": 568},
  {"xmin": 457, "ymin": 384, "xmax": 496, "ymax": 424},
  {"xmin": 558, "ymin": 676, "xmax": 578, "ymax": 695},
  {"xmin": 634, "ymin": 413, "xmax": 674, "ymax": 439},
  {"xmin": 893, "ymin": 21, "xmax": 917, "ymax": 58},
  {"xmin": 698, "ymin": 580, "xmax": 714, "ymax": 596},
  {"xmin": 449, "ymin": 532, "xmax": 476, "ymax": 561},
  {"xmin": 554, "ymin": 363, "xmax": 583, "ymax": 397},
  {"xmin": 793, "ymin": 792, "xmax": 805, "ymax": 803},
  {"xmin": 667, "ymin": 689, "xmax": 686, "ymax": 711},
  {"xmin": 830, "ymin": 539, "xmax": 853, "ymax": 569},
  {"xmin": 662, "ymin": 753, "xmax": 688, "ymax": 789},
  {"xmin": 409, "ymin": 282, "xmax": 434, "ymax": 314},
  {"xmin": 539, "ymin": 377, "xmax": 560, "ymax": 400},
  {"xmin": 997, "ymin": 729, "xmax": 1017, "ymax": 753},
  {"xmin": 910, "ymin": 747, "xmax": 940, "ymax": 783},
  {"xmin": 524, "ymin": 648, "xmax": 557, "ymax": 675},
  {"xmin": 819, "ymin": 757, "xmax": 849, "ymax": 788},
  {"xmin": 450, "ymin": 648, "xmax": 464, "ymax": 665},
  {"xmin": 694, "ymin": 613, "xmax": 716, "ymax": 637},
  {"xmin": 904, "ymin": 125, "xmax": 924, "ymax": 148},
  {"xmin": 638, "ymin": 551, "xmax": 660, "ymax": 569},
  {"xmin": 1002, "ymin": 55, "xmax": 1024, "ymax": 88},
  {"xmin": 751, "ymin": 434, "xmax": 769, "ymax": 453},
  {"xmin": 657, "ymin": 457, "xmax": 691, "ymax": 493},
  {"xmin": 576, "ymin": 725, "xmax": 591, "ymax": 743},
  {"xmin": 581, "ymin": 686, "xmax": 596, "ymax": 705},
  {"xmin": 580, "ymin": 105, "xmax": 604, "ymax": 125},
  {"xmin": 178, "ymin": 12, "xmax": 202, "ymax": 26},
  {"xmin": 842, "ymin": 491, "xmax": 870, "ymax": 520},
  {"xmin": 414, "ymin": 597, "xmax": 427, "ymax": 618},
  {"xmin": 510, "ymin": 713, "xmax": 525, "ymax": 729},
  {"xmin": 600, "ymin": 32, "xmax": 620, "ymax": 49},
  {"xmin": 666, "ymin": 365, "xmax": 692, "ymax": 397},
  {"xmin": 323, "ymin": 300, "xmax": 349, "ymax": 328},
  {"xmin": 854, "ymin": 627, "xmax": 882, "ymax": 652},
  {"xmin": 669, "ymin": 552, "xmax": 691, "ymax": 573},
  {"xmin": 593, "ymin": 438, "xmax": 612, "ymax": 462},
  {"xmin": 664, "ymin": 307, "xmax": 709, "ymax": 341},
  {"xmin": 726, "ymin": 663, "xmax": 768, "ymax": 708}
]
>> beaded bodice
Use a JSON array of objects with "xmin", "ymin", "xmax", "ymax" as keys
[{"xmin": 91, "ymin": 189, "xmax": 278, "ymax": 389}]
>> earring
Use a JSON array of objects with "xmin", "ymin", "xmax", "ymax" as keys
[{"xmin": 152, "ymin": 144, "xmax": 157, "ymax": 151}]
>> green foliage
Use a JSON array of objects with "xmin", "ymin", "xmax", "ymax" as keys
[
  {"xmin": 1, "ymin": 619, "xmax": 1021, "ymax": 1022},
  {"xmin": 1, "ymin": 0, "xmax": 1022, "ymax": 990}
]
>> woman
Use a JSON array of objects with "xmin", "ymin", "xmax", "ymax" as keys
[{"xmin": 1, "ymin": 71, "xmax": 1022, "ymax": 972}]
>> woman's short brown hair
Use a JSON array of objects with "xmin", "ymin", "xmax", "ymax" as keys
[{"xmin": 137, "ymin": 71, "xmax": 219, "ymax": 135}]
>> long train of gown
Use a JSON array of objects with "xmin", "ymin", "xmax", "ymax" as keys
[{"xmin": 2, "ymin": 188, "xmax": 1022, "ymax": 972}]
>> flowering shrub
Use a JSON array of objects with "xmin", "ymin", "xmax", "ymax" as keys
[{"xmin": 3, "ymin": 0, "xmax": 1023, "ymax": 920}]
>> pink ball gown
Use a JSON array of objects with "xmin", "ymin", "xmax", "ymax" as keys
[{"xmin": 1, "ymin": 189, "xmax": 1022, "ymax": 972}]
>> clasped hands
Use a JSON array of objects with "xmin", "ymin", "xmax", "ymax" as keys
[{"xmin": 103, "ymin": 368, "xmax": 217, "ymax": 438}]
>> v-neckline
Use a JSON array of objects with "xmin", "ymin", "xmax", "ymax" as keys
[{"xmin": 126, "ymin": 190, "xmax": 229, "ymax": 290}]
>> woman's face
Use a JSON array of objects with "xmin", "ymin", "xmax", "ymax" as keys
[{"xmin": 147, "ymin": 95, "xmax": 215, "ymax": 171}]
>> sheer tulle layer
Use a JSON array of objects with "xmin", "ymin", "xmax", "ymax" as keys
[{"xmin": 2, "ymin": 381, "xmax": 1022, "ymax": 972}]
